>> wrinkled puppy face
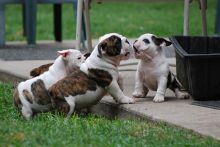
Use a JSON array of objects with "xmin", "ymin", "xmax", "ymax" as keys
[
  {"xmin": 58, "ymin": 49, "xmax": 85, "ymax": 71},
  {"xmin": 66, "ymin": 49, "xmax": 85, "ymax": 67},
  {"xmin": 98, "ymin": 33, "xmax": 131, "ymax": 60},
  {"xmin": 30, "ymin": 51, "xmax": 90, "ymax": 77},
  {"xmin": 133, "ymin": 33, "xmax": 172, "ymax": 60}
]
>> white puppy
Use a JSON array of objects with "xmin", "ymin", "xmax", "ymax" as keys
[
  {"xmin": 13, "ymin": 49, "xmax": 85, "ymax": 120},
  {"xmin": 49, "ymin": 33, "xmax": 135, "ymax": 117},
  {"xmin": 132, "ymin": 33, "xmax": 189, "ymax": 102}
]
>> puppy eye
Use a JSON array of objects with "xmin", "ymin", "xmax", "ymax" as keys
[
  {"xmin": 77, "ymin": 57, "xmax": 81, "ymax": 60},
  {"xmin": 143, "ymin": 39, "xmax": 150, "ymax": 44}
]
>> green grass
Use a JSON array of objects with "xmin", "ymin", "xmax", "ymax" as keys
[
  {"xmin": 5, "ymin": 0, "xmax": 217, "ymax": 41},
  {"xmin": 1, "ymin": 82, "xmax": 220, "ymax": 146}
]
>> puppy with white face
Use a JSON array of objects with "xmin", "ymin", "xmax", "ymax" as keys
[
  {"xmin": 13, "ymin": 49, "xmax": 86, "ymax": 120},
  {"xmin": 132, "ymin": 33, "xmax": 189, "ymax": 102},
  {"xmin": 29, "ymin": 53, "xmax": 91, "ymax": 77},
  {"xmin": 49, "ymin": 33, "xmax": 134, "ymax": 117}
]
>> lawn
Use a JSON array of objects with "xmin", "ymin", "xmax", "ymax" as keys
[
  {"xmin": 5, "ymin": 0, "xmax": 217, "ymax": 41},
  {"xmin": 1, "ymin": 82, "xmax": 220, "ymax": 146},
  {"xmin": 2, "ymin": 1, "xmax": 220, "ymax": 146}
]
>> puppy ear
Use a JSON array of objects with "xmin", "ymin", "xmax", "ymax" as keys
[
  {"xmin": 97, "ymin": 42, "xmax": 106, "ymax": 58},
  {"xmin": 105, "ymin": 35, "xmax": 121, "ymax": 56},
  {"xmin": 152, "ymin": 36, "xmax": 172, "ymax": 47},
  {"xmin": 83, "ymin": 52, "xmax": 91, "ymax": 59},
  {"xmin": 30, "ymin": 63, "xmax": 53, "ymax": 77},
  {"xmin": 57, "ymin": 50, "xmax": 70, "ymax": 59}
]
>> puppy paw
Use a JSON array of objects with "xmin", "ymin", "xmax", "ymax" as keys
[
  {"xmin": 132, "ymin": 90, "xmax": 146, "ymax": 98},
  {"xmin": 153, "ymin": 94, "xmax": 165, "ymax": 103},
  {"xmin": 118, "ymin": 96, "xmax": 135, "ymax": 104},
  {"xmin": 176, "ymin": 91, "xmax": 190, "ymax": 99}
]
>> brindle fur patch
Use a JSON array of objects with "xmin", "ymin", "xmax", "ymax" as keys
[
  {"xmin": 84, "ymin": 52, "xmax": 91, "ymax": 59},
  {"xmin": 23, "ymin": 89, "xmax": 33, "ymax": 104},
  {"xmin": 49, "ymin": 70, "xmax": 97, "ymax": 100},
  {"xmin": 88, "ymin": 68, "xmax": 112, "ymax": 88},
  {"xmin": 99, "ymin": 35, "xmax": 122, "ymax": 57},
  {"xmin": 13, "ymin": 88, "xmax": 22, "ymax": 110},
  {"xmin": 30, "ymin": 63, "xmax": 53, "ymax": 77},
  {"xmin": 31, "ymin": 79, "xmax": 51, "ymax": 105}
]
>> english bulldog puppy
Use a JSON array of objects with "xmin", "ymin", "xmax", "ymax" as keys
[
  {"xmin": 13, "ymin": 49, "xmax": 86, "ymax": 120},
  {"xmin": 29, "ymin": 52, "xmax": 125, "ymax": 91},
  {"xmin": 132, "ymin": 33, "xmax": 189, "ymax": 102},
  {"xmin": 49, "ymin": 33, "xmax": 135, "ymax": 117},
  {"xmin": 29, "ymin": 53, "xmax": 91, "ymax": 77}
]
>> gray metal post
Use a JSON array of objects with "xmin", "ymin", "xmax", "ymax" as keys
[
  {"xmin": 54, "ymin": 4, "xmax": 62, "ymax": 42},
  {"xmin": 215, "ymin": 0, "xmax": 220, "ymax": 34},
  {"xmin": 22, "ymin": 4, "xmax": 26, "ymax": 36},
  {"xmin": 0, "ymin": 4, "xmax": 5, "ymax": 46},
  {"xmin": 183, "ymin": 0, "xmax": 190, "ymax": 35},
  {"xmin": 25, "ymin": 0, "xmax": 36, "ymax": 45},
  {"xmin": 200, "ymin": 0, "xmax": 207, "ymax": 36}
]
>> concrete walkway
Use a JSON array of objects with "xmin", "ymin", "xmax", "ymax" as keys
[{"xmin": 0, "ymin": 41, "xmax": 220, "ymax": 140}]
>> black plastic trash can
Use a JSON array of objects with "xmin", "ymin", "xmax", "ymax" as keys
[{"xmin": 170, "ymin": 36, "xmax": 220, "ymax": 101}]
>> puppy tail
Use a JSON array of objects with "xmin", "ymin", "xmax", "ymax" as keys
[
  {"xmin": 13, "ymin": 87, "xmax": 22, "ymax": 111},
  {"xmin": 167, "ymin": 72, "xmax": 185, "ymax": 91}
]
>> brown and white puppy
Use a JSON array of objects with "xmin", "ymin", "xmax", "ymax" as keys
[
  {"xmin": 29, "ymin": 52, "xmax": 125, "ymax": 91},
  {"xmin": 29, "ymin": 53, "xmax": 91, "ymax": 77},
  {"xmin": 49, "ymin": 33, "xmax": 134, "ymax": 117},
  {"xmin": 13, "ymin": 49, "xmax": 85, "ymax": 120},
  {"xmin": 132, "ymin": 33, "xmax": 189, "ymax": 102}
]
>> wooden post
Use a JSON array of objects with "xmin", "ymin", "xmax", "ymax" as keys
[
  {"xmin": 83, "ymin": 0, "xmax": 92, "ymax": 52},
  {"xmin": 76, "ymin": 0, "xmax": 83, "ymax": 51}
]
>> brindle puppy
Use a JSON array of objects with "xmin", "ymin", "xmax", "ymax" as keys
[
  {"xmin": 49, "ymin": 33, "xmax": 134, "ymax": 117},
  {"xmin": 13, "ymin": 49, "xmax": 85, "ymax": 120}
]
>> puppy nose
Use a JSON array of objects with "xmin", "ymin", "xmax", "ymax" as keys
[
  {"xmin": 125, "ymin": 51, "xmax": 130, "ymax": 56},
  {"xmin": 133, "ymin": 44, "xmax": 139, "ymax": 53},
  {"xmin": 133, "ymin": 40, "xmax": 139, "ymax": 49},
  {"xmin": 125, "ymin": 39, "xmax": 130, "ymax": 44},
  {"xmin": 133, "ymin": 44, "xmax": 137, "ymax": 50}
]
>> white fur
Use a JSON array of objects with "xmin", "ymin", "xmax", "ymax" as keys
[
  {"xmin": 132, "ymin": 33, "xmax": 189, "ymax": 102},
  {"xmin": 63, "ymin": 33, "xmax": 135, "ymax": 117},
  {"xmin": 16, "ymin": 49, "xmax": 85, "ymax": 120}
]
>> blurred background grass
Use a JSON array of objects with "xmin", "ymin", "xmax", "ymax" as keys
[{"xmin": 5, "ymin": 0, "xmax": 217, "ymax": 41}]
